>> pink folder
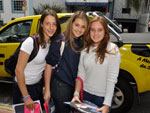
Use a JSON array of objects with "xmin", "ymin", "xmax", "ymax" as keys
[
  {"xmin": 44, "ymin": 102, "xmax": 49, "ymax": 113},
  {"xmin": 24, "ymin": 104, "xmax": 41, "ymax": 113}
]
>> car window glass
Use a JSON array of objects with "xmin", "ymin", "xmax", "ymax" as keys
[
  {"xmin": 59, "ymin": 16, "xmax": 70, "ymax": 24},
  {"xmin": 59, "ymin": 16, "xmax": 70, "ymax": 32},
  {"xmin": 131, "ymin": 44, "xmax": 150, "ymax": 57},
  {"xmin": 0, "ymin": 20, "xmax": 32, "ymax": 43}
]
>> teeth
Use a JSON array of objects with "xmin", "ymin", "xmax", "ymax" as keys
[
  {"xmin": 76, "ymin": 32, "xmax": 80, "ymax": 35},
  {"xmin": 49, "ymin": 31, "xmax": 53, "ymax": 34}
]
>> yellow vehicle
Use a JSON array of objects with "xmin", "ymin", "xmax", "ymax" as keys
[{"xmin": 0, "ymin": 12, "xmax": 150, "ymax": 113}]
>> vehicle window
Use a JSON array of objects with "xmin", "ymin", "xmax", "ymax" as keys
[
  {"xmin": 0, "ymin": 20, "xmax": 32, "ymax": 43},
  {"xmin": 59, "ymin": 16, "xmax": 70, "ymax": 32},
  {"xmin": 59, "ymin": 16, "xmax": 70, "ymax": 24},
  {"xmin": 131, "ymin": 44, "xmax": 150, "ymax": 57}
]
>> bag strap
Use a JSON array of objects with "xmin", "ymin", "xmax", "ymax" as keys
[
  {"xmin": 28, "ymin": 35, "xmax": 39, "ymax": 62},
  {"xmin": 33, "ymin": 36, "xmax": 39, "ymax": 53},
  {"xmin": 76, "ymin": 77, "xmax": 84, "ymax": 100}
]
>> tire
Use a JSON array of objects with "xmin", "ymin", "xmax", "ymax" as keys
[{"xmin": 111, "ymin": 78, "xmax": 134, "ymax": 113}]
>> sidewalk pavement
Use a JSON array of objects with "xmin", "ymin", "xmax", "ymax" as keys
[
  {"xmin": 0, "ymin": 105, "xmax": 13, "ymax": 113},
  {"xmin": 0, "ymin": 105, "xmax": 46, "ymax": 113}
]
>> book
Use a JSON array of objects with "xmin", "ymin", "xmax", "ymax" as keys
[
  {"xmin": 64, "ymin": 100, "xmax": 102, "ymax": 113},
  {"xmin": 12, "ymin": 100, "xmax": 43, "ymax": 113}
]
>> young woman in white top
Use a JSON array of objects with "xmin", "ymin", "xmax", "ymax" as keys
[
  {"xmin": 72, "ymin": 16, "xmax": 120, "ymax": 113},
  {"xmin": 13, "ymin": 9, "xmax": 61, "ymax": 110}
]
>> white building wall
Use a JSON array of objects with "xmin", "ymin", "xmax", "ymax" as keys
[
  {"xmin": 66, "ymin": 0, "xmax": 108, "ymax": 2},
  {"xmin": 113, "ymin": 0, "xmax": 139, "ymax": 19},
  {"xmin": 1, "ymin": 0, "xmax": 109, "ymax": 24},
  {"xmin": 113, "ymin": 0, "xmax": 150, "ymax": 32},
  {"xmin": 136, "ymin": 14, "xmax": 149, "ymax": 32},
  {"xmin": 0, "ymin": 0, "xmax": 31, "ymax": 23},
  {"xmin": 0, "ymin": 0, "xmax": 66, "ymax": 24}
]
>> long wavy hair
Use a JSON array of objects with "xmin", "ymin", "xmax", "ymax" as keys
[
  {"xmin": 84, "ymin": 16, "xmax": 110, "ymax": 64},
  {"xmin": 38, "ymin": 9, "xmax": 61, "ymax": 48},
  {"xmin": 63, "ymin": 11, "xmax": 89, "ymax": 53}
]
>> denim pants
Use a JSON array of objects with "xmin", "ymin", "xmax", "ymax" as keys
[
  {"xmin": 51, "ymin": 77, "xmax": 74, "ymax": 113},
  {"xmin": 83, "ymin": 90, "xmax": 111, "ymax": 113}
]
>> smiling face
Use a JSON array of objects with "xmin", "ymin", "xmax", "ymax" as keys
[
  {"xmin": 90, "ymin": 21, "xmax": 105, "ymax": 47},
  {"xmin": 72, "ymin": 18, "xmax": 87, "ymax": 38},
  {"xmin": 41, "ymin": 15, "xmax": 57, "ymax": 39}
]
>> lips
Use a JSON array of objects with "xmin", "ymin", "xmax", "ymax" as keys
[
  {"xmin": 76, "ymin": 33, "xmax": 81, "ymax": 36},
  {"xmin": 93, "ymin": 36, "xmax": 99, "ymax": 39},
  {"xmin": 48, "ymin": 30, "xmax": 55, "ymax": 35},
  {"xmin": 74, "ymin": 31, "xmax": 83, "ymax": 36}
]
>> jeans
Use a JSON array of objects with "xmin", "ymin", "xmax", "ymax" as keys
[
  {"xmin": 83, "ymin": 90, "xmax": 111, "ymax": 113},
  {"xmin": 51, "ymin": 77, "xmax": 74, "ymax": 113}
]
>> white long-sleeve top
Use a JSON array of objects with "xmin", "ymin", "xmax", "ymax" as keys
[{"xmin": 77, "ymin": 42, "xmax": 120, "ymax": 106}]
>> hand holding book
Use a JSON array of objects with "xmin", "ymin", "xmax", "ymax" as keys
[{"xmin": 64, "ymin": 100, "xmax": 102, "ymax": 113}]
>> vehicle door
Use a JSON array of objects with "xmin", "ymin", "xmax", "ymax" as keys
[{"xmin": 0, "ymin": 20, "xmax": 32, "ymax": 77}]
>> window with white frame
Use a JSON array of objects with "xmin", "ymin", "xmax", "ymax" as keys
[
  {"xmin": 0, "ymin": 0, "xmax": 3, "ymax": 11},
  {"xmin": 13, "ymin": 0, "xmax": 23, "ymax": 11}
]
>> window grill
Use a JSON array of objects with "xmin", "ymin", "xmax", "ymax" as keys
[{"xmin": 13, "ymin": 0, "xmax": 23, "ymax": 11}]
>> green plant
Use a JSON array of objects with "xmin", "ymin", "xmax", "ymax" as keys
[
  {"xmin": 126, "ymin": 0, "xmax": 139, "ymax": 13},
  {"xmin": 131, "ymin": 0, "xmax": 139, "ymax": 12},
  {"xmin": 33, "ymin": 3, "xmax": 64, "ymax": 15}
]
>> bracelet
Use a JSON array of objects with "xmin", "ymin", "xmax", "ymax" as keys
[
  {"xmin": 23, "ymin": 96, "xmax": 31, "ymax": 101},
  {"xmin": 73, "ymin": 91, "xmax": 79, "ymax": 97},
  {"xmin": 23, "ymin": 94, "xmax": 30, "ymax": 101}
]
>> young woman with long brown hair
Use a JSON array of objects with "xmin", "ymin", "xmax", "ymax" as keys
[
  {"xmin": 13, "ymin": 9, "xmax": 61, "ymax": 110},
  {"xmin": 72, "ymin": 16, "xmax": 120, "ymax": 113}
]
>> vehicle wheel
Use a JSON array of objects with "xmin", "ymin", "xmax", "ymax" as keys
[{"xmin": 111, "ymin": 77, "xmax": 134, "ymax": 113}]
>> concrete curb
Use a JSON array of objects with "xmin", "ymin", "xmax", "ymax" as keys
[{"xmin": 0, "ymin": 105, "xmax": 13, "ymax": 111}]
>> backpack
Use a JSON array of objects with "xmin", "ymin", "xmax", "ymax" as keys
[{"xmin": 4, "ymin": 36, "xmax": 39, "ymax": 76}]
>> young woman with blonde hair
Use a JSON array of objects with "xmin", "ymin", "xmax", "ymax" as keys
[{"xmin": 44, "ymin": 11, "xmax": 89, "ymax": 113}]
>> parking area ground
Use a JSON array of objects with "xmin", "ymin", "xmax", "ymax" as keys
[
  {"xmin": 0, "ymin": 106, "xmax": 13, "ymax": 113},
  {"xmin": 129, "ymin": 91, "xmax": 150, "ymax": 113},
  {"xmin": 0, "ymin": 82, "xmax": 150, "ymax": 113}
]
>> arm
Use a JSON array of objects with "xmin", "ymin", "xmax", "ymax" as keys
[
  {"xmin": 15, "ymin": 50, "xmax": 35, "ymax": 110},
  {"xmin": 44, "ymin": 35, "xmax": 62, "ymax": 103},
  {"xmin": 97, "ymin": 45, "xmax": 121, "ymax": 113},
  {"xmin": 72, "ymin": 50, "xmax": 86, "ymax": 103},
  {"xmin": 104, "ymin": 46, "xmax": 120, "ymax": 106},
  {"xmin": 71, "ymin": 79, "xmax": 82, "ymax": 103},
  {"xmin": 43, "ymin": 64, "xmax": 53, "ymax": 104}
]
